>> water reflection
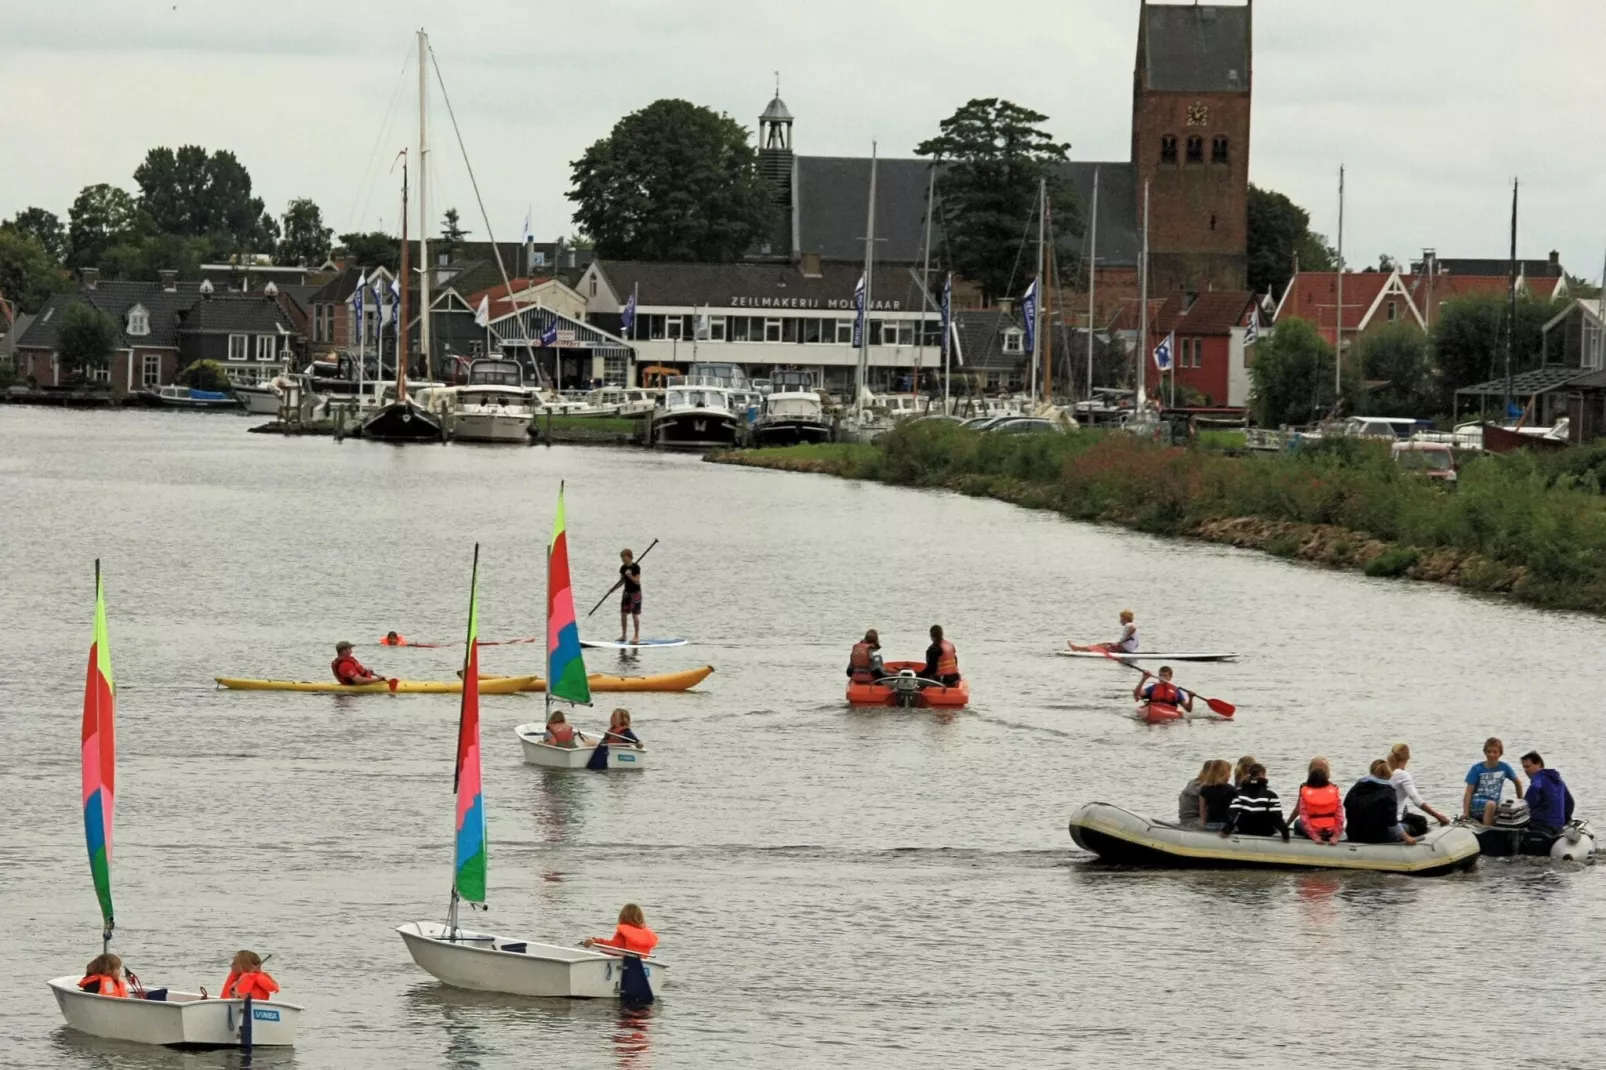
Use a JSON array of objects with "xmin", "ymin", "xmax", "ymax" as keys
[
  {"xmin": 611, "ymin": 1004, "xmax": 655, "ymax": 1069},
  {"xmin": 48, "ymin": 1028, "xmax": 300, "ymax": 1069}
]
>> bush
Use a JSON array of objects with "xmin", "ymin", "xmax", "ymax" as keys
[
  {"xmin": 177, "ymin": 359, "xmax": 231, "ymax": 392},
  {"xmin": 1364, "ymin": 546, "xmax": 1417, "ymax": 577}
]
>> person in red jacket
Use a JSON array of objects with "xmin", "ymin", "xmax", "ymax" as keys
[
  {"xmin": 584, "ymin": 903, "xmax": 658, "ymax": 957},
  {"xmin": 221, "ymin": 950, "xmax": 279, "ymax": 1001},
  {"xmin": 332, "ymin": 641, "xmax": 384, "ymax": 685}
]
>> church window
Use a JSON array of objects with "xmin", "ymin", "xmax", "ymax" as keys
[
  {"xmin": 1212, "ymin": 135, "xmax": 1229, "ymax": 164},
  {"xmin": 1186, "ymin": 136, "xmax": 1204, "ymax": 164},
  {"xmin": 1160, "ymin": 135, "xmax": 1178, "ymax": 165}
]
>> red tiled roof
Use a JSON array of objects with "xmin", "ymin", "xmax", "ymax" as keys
[
  {"xmin": 1276, "ymin": 271, "xmax": 1395, "ymax": 337},
  {"xmin": 464, "ymin": 276, "xmax": 555, "ymax": 314},
  {"xmin": 1176, "ymin": 290, "xmax": 1254, "ymax": 334}
]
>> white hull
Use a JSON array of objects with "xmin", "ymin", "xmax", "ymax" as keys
[
  {"xmin": 48, "ymin": 977, "xmax": 302, "ymax": 1048},
  {"xmin": 234, "ymin": 387, "xmax": 282, "ymax": 415},
  {"xmin": 397, "ymin": 922, "xmax": 667, "ymax": 998},
  {"xmin": 453, "ymin": 411, "xmax": 532, "ymax": 443},
  {"xmin": 514, "ymin": 725, "xmax": 646, "ymax": 770},
  {"xmin": 1059, "ymin": 650, "xmax": 1241, "ymax": 662}
]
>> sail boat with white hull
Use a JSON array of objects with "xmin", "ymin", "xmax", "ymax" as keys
[
  {"xmin": 398, "ymin": 506, "xmax": 669, "ymax": 999},
  {"xmin": 363, "ymin": 29, "xmax": 444, "ymax": 443},
  {"xmin": 49, "ymin": 562, "xmax": 303, "ymax": 1048}
]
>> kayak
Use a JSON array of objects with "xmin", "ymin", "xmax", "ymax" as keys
[
  {"xmin": 1068, "ymin": 802, "xmax": 1481, "ymax": 876},
  {"xmin": 215, "ymin": 676, "xmax": 540, "ymax": 695},
  {"xmin": 845, "ymin": 661, "xmax": 970, "ymax": 709},
  {"xmin": 1059, "ymin": 650, "xmax": 1240, "ymax": 662},
  {"xmin": 478, "ymin": 665, "xmax": 714, "ymax": 693},
  {"xmin": 1136, "ymin": 702, "xmax": 1185, "ymax": 725}
]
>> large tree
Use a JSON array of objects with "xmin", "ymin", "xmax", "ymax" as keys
[
  {"xmin": 3, "ymin": 207, "xmax": 69, "ymax": 263},
  {"xmin": 56, "ymin": 302, "xmax": 121, "ymax": 382},
  {"xmin": 1430, "ymin": 293, "xmax": 1557, "ymax": 406},
  {"xmin": 916, "ymin": 99, "xmax": 1081, "ymax": 305},
  {"xmin": 568, "ymin": 99, "xmax": 778, "ymax": 262},
  {"xmin": 99, "ymin": 233, "xmax": 220, "ymax": 283},
  {"xmin": 277, "ymin": 198, "xmax": 333, "ymax": 266},
  {"xmin": 335, "ymin": 231, "xmax": 400, "ymax": 272},
  {"xmin": 1247, "ymin": 185, "xmax": 1336, "ymax": 300},
  {"xmin": 133, "ymin": 145, "xmax": 277, "ymax": 250},
  {"xmin": 1248, "ymin": 316, "xmax": 1356, "ymax": 426},
  {"xmin": 1358, "ymin": 322, "xmax": 1438, "ymax": 416},
  {"xmin": 67, "ymin": 184, "xmax": 145, "ymax": 270},
  {"xmin": 0, "ymin": 230, "xmax": 71, "ymax": 314}
]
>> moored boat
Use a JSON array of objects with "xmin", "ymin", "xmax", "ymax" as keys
[
  {"xmin": 845, "ymin": 660, "xmax": 969, "ymax": 708},
  {"xmin": 753, "ymin": 371, "xmax": 831, "ymax": 446},
  {"xmin": 1068, "ymin": 802, "xmax": 1481, "ymax": 875},
  {"xmin": 214, "ymin": 675, "xmax": 538, "ymax": 694},
  {"xmin": 137, "ymin": 385, "xmax": 242, "ymax": 410},
  {"xmin": 649, "ymin": 381, "xmax": 741, "ymax": 448}
]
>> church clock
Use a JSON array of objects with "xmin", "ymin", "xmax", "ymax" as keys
[{"xmin": 1186, "ymin": 102, "xmax": 1209, "ymax": 126}]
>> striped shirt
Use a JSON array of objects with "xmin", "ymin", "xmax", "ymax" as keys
[{"xmin": 1222, "ymin": 782, "xmax": 1289, "ymax": 838}]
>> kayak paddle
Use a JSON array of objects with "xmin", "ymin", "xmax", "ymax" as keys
[
  {"xmin": 387, "ymin": 677, "xmax": 399, "ymax": 694},
  {"xmin": 585, "ymin": 537, "xmax": 659, "ymax": 617},
  {"xmin": 1095, "ymin": 649, "xmax": 1236, "ymax": 718}
]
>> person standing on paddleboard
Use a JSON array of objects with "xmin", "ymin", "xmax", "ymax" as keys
[
  {"xmin": 1068, "ymin": 609, "xmax": 1138, "ymax": 653},
  {"xmin": 618, "ymin": 548, "xmax": 642, "ymax": 644}
]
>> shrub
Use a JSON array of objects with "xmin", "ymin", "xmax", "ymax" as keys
[
  {"xmin": 177, "ymin": 359, "xmax": 232, "ymax": 392},
  {"xmin": 1364, "ymin": 546, "xmax": 1417, "ymax": 577}
]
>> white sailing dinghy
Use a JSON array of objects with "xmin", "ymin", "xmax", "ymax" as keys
[
  {"xmin": 398, "ymin": 505, "xmax": 668, "ymax": 999},
  {"xmin": 49, "ymin": 562, "xmax": 303, "ymax": 1048},
  {"xmin": 515, "ymin": 724, "xmax": 647, "ymax": 770}
]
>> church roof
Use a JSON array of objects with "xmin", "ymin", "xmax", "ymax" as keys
[
  {"xmin": 1141, "ymin": 2, "xmax": 1251, "ymax": 93},
  {"xmin": 760, "ymin": 94, "xmax": 792, "ymax": 122}
]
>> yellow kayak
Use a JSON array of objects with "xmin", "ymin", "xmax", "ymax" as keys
[
  {"xmin": 215, "ymin": 675, "xmax": 541, "ymax": 695},
  {"xmin": 478, "ymin": 665, "xmax": 715, "ymax": 693}
]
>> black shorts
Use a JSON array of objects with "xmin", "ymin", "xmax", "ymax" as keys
[{"xmin": 621, "ymin": 591, "xmax": 642, "ymax": 614}]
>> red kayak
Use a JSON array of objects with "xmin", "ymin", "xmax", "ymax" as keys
[
  {"xmin": 847, "ymin": 660, "xmax": 970, "ymax": 708},
  {"xmin": 1136, "ymin": 701, "xmax": 1184, "ymax": 725}
]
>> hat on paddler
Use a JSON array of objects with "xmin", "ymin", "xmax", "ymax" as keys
[{"xmin": 336, "ymin": 640, "xmax": 354, "ymax": 652}]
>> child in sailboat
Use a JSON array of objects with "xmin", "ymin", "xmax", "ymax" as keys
[
  {"xmin": 584, "ymin": 903, "xmax": 658, "ymax": 957},
  {"xmin": 79, "ymin": 953, "xmax": 129, "ymax": 997},
  {"xmin": 221, "ymin": 950, "xmax": 279, "ymax": 1001},
  {"xmin": 543, "ymin": 711, "xmax": 585, "ymax": 748},
  {"xmin": 603, "ymin": 709, "xmax": 642, "ymax": 748}
]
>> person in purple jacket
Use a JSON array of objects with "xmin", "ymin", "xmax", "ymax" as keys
[{"xmin": 1521, "ymin": 751, "xmax": 1574, "ymax": 835}]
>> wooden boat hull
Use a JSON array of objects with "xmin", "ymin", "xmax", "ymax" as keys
[
  {"xmin": 48, "ymin": 978, "xmax": 302, "ymax": 1048},
  {"xmin": 1480, "ymin": 422, "xmax": 1569, "ymax": 454},
  {"xmin": 363, "ymin": 400, "xmax": 444, "ymax": 442},
  {"xmin": 1068, "ymin": 802, "xmax": 1481, "ymax": 875},
  {"xmin": 397, "ymin": 922, "xmax": 667, "ymax": 999},
  {"xmin": 480, "ymin": 665, "xmax": 714, "ymax": 692},
  {"xmin": 514, "ymin": 725, "xmax": 647, "ymax": 769},
  {"xmin": 215, "ymin": 676, "xmax": 538, "ymax": 694},
  {"xmin": 845, "ymin": 661, "xmax": 970, "ymax": 708}
]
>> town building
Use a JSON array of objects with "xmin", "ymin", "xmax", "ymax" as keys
[{"xmin": 1113, "ymin": 289, "xmax": 1256, "ymax": 406}]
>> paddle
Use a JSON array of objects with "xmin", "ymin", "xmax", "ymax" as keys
[
  {"xmin": 387, "ymin": 677, "xmax": 398, "ymax": 694},
  {"xmin": 585, "ymin": 538, "xmax": 659, "ymax": 617},
  {"xmin": 1095, "ymin": 649, "xmax": 1236, "ymax": 718}
]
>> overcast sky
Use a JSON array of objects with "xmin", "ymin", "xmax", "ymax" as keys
[{"xmin": 4, "ymin": 0, "xmax": 1605, "ymax": 278}]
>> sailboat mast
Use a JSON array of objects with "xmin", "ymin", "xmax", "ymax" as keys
[
  {"xmin": 416, "ymin": 29, "xmax": 431, "ymax": 396},
  {"xmin": 1335, "ymin": 164, "xmax": 1345, "ymax": 403},
  {"xmin": 1031, "ymin": 178, "xmax": 1044, "ymax": 405},
  {"xmin": 1504, "ymin": 177, "xmax": 1518, "ymax": 418},
  {"xmin": 398, "ymin": 157, "xmax": 409, "ymax": 388},
  {"xmin": 856, "ymin": 144, "xmax": 878, "ymax": 410},
  {"xmin": 916, "ymin": 165, "xmax": 935, "ymax": 404},
  {"xmin": 1086, "ymin": 167, "xmax": 1099, "ymax": 403},
  {"xmin": 1043, "ymin": 182, "xmax": 1054, "ymax": 403},
  {"xmin": 1136, "ymin": 179, "xmax": 1149, "ymax": 409}
]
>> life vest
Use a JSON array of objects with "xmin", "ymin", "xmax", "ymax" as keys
[
  {"xmin": 79, "ymin": 974, "xmax": 128, "ymax": 998},
  {"xmin": 332, "ymin": 656, "xmax": 364, "ymax": 684},
  {"xmin": 380, "ymin": 635, "xmax": 408, "ymax": 646},
  {"xmin": 548, "ymin": 722, "xmax": 575, "ymax": 746},
  {"xmin": 600, "ymin": 923, "xmax": 658, "ymax": 957},
  {"xmin": 1147, "ymin": 680, "xmax": 1181, "ymax": 706},
  {"xmin": 223, "ymin": 970, "xmax": 279, "ymax": 1001},
  {"xmin": 1300, "ymin": 783, "xmax": 1342, "ymax": 833},
  {"xmin": 935, "ymin": 640, "xmax": 958, "ymax": 678},
  {"xmin": 849, "ymin": 642, "xmax": 876, "ymax": 682}
]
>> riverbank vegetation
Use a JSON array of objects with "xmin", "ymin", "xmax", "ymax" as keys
[{"xmin": 711, "ymin": 423, "xmax": 1606, "ymax": 614}]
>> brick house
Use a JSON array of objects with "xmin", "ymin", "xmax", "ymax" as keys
[{"xmin": 1114, "ymin": 289, "xmax": 1255, "ymax": 405}]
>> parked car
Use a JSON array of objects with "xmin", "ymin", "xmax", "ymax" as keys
[
  {"xmin": 1391, "ymin": 441, "xmax": 1457, "ymax": 483},
  {"xmin": 961, "ymin": 416, "xmax": 1006, "ymax": 431},
  {"xmin": 986, "ymin": 417, "xmax": 1065, "ymax": 435},
  {"xmin": 909, "ymin": 413, "xmax": 963, "ymax": 425}
]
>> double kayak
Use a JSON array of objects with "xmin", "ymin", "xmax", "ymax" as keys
[
  {"xmin": 478, "ymin": 665, "xmax": 714, "ymax": 693},
  {"xmin": 1068, "ymin": 802, "xmax": 1481, "ymax": 876},
  {"xmin": 845, "ymin": 661, "xmax": 970, "ymax": 709},
  {"xmin": 215, "ymin": 676, "xmax": 541, "ymax": 694}
]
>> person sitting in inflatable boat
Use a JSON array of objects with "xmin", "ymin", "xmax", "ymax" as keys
[{"xmin": 1521, "ymin": 751, "xmax": 1575, "ymax": 838}]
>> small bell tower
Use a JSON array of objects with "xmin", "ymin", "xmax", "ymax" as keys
[{"xmin": 758, "ymin": 73, "xmax": 794, "ymax": 198}]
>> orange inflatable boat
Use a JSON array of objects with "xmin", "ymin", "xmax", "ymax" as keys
[{"xmin": 845, "ymin": 660, "xmax": 970, "ymax": 709}]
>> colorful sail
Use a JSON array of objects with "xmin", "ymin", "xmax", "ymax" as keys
[
  {"xmin": 81, "ymin": 561, "xmax": 116, "ymax": 935},
  {"xmin": 452, "ymin": 546, "xmax": 487, "ymax": 903},
  {"xmin": 546, "ymin": 484, "xmax": 591, "ymax": 705}
]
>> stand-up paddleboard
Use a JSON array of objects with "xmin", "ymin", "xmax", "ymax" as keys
[
  {"xmin": 1058, "ymin": 650, "xmax": 1240, "ymax": 662},
  {"xmin": 581, "ymin": 637, "xmax": 690, "ymax": 650}
]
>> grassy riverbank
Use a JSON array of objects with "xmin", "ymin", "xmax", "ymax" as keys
[{"xmin": 709, "ymin": 424, "xmax": 1606, "ymax": 614}]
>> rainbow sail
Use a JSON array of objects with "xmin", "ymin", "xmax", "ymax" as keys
[
  {"xmin": 452, "ymin": 546, "xmax": 486, "ymax": 904},
  {"xmin": 546, "ymin": 484, "xmax": 591, "ymax": 706},
  {"xmin": 81, "ymin": 561, "xmax": 116, "ymax": 938}
]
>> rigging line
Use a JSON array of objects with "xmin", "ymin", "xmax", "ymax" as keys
[
  {"xmin": 345, "ymin": 45, "xmax": 414, "ymax": 235},
  {"xmin": 428, "ymin": 44, "xmax": 518, "ymax": 306}
]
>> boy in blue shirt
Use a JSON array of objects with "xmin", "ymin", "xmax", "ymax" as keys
[{"xmin": 1463, "ymin": 736, "xmax": 1524, "ymax": 825}]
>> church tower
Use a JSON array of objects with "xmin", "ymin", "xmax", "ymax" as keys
[{"xmin": 1131, "ymin": 1, "xmax": 1252, "ymax": 292}]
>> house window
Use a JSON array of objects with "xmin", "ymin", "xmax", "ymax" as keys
[
  {"xmin": 764, "ymin": 318, "xmax": 782, "ymax": 343},
  {"xmin": 1211, "ymin": 135, "xmax": 1229, "ymax": 164},
  {"xmin": 142, "ymin": 353, "xmax": 161, "ymax": 387},
  {"xmin": 603, "ymin": 354, "xmax": 626, "ymax": 383},
  {"xmin": 1186, "ymin": 136, "xmax": 1204, "ymax": 164},
  {"xmin": 1193, "ymin": 339, "xmax": 1204, "ymax": 368},
  {"xmin": 1387, "ymin": 299, "xmax": 1398, "ymax": 323},
  {"xmin": 708, "ymin": 316, "xmax": 726, "ymax": 342},
  {"xmin": 881, "ymin": 321, "xmax": 913, "ymax": 346},
  {"xmin": 256, "ymin": 335, "xmax": 276, "ymax": 362},
  {"xmin": 665, "ymin": 316, "xmax": 684, "ymax": 341},
  {"xmin": 228, "ymin": 334, "xmax": 248, "ymax": 361},
  {"xmin": 1002, "ymin": 329, "xmax": 1024, "ymax": 354},
  {"xmin": 835, "ymin": 319, "xmax": 855, "ymax": 344},
  {"xmin": 730, "ymin": 316, "xmax": 752, "ymax": 342},
  {"xmin": 802, "ymin": 318, "xmax": 823, "ymax": 344},
  {"xmin": 1160, "ymin": 135, "xmax": 1178, "ymax": 165},
  {"xmin": 589, "ymin": 278, "xmax": 597, "ymax": 297},
  {"xmin": 88, "ymin": 364, "xmax": 111, "ymax": 383},
  {"xmin": 126, "ymin": 306, "xmax": 150, "ymax": 337}
]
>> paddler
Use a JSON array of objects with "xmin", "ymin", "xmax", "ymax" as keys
[
  {"xmin": 847, "ymin": 629, "xmax": 885, "ymax": 683},
  {"xmin": 1134, "ymin": 665, "xmax": 1193, "ymax": 713},
  {"xmin": 922, "ymin": 625, "xmax": 961, "ymax": 687},
  {"xmin": 617, "ymin": 548, "xmax": 643, "ymax": 645},
  {"xmin": 331, "ymin": 641, "xmax": 384, "ymax": 685},
  {"xmin": 381, "ymin": 631, "xmax": 408, "ymax": 646},
  {"xmin": 1068, "ymin": 609, "xmax": 1138, "ymax": 654}
]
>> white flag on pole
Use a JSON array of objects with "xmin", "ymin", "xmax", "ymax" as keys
[{"xmin": 474, "ymin": 295, "xmax": 490, "ymax": 328}]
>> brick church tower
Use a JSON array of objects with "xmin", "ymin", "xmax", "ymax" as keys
[{"xmin": 1131, "ymin": 1, "xmax": 1252, "ymax": 293}]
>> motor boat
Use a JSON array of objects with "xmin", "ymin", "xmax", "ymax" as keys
[
  {"xmin": 573, "ymin": 385, "xmax": 658, "ymax": 419},
  {"xmin": 438, "ymin": 359, "xmax": 536, "ymax": 443},
  {"xmin": 753, "ymin": 371, "xmax": 830, "ymax": 446},
  {"xmin": 649, "ymin": 380, "xmax": 741, "ymax": 448},
  {"xmin": 136, "ymin": 386, "xmax": 241, "ymax": 410},
  {"xmin": 1458, "ymin": 800, "xmax": 1596, "ymax": 861},
  {"xmin": 513, "ymin": 723, "xmax": 647, "ymax": 769},
  {"xmin": 845, "ymin": 661, "xmax": 969, "ymax": 709},
  {"xmin": 233, "ymin": 379, "xmax": 286, "ymax": 415}
]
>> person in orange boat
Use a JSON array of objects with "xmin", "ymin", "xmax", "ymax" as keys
[
  {"xmin": 584, "ymin": 903, "xmax": 659, "ymax": 957},
  {"xmin": 922, "ymin": 625, "xmax": 960, "ymax": 687},
  {"xmin": 1068, "ymin": 609, "xmax": 1139, "ymax": 654},
  {"xmin": 1134, "ymin": 666, "xmax": 1194, "ymax": 714},
  {"xmin": 221, "ymin": 950, "xmax": 279, "ymax": 1001},
  {"xmin": 846, "ymin": 629, "xmax": 884, "ymax": 683},
  {"xmin": 332, "ymin": 641, "xmax": 383, "ymax": 685},
  {"xmin": 380, "ymin": 631, "xmax": 408, "ymax": 646},
  {"xmin": 78, "ymin": 953, "xmax": 128, "ymax": 996}
]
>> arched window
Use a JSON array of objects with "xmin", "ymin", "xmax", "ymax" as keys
[
  {"xmin": 1185, "ymin": 136, "xmax": 1204, "ymax": 164},
  {"xmin": 126, "ymin": 305, "xmax": 150, "ymax": 337},
  {"xmin": 1212, "ymin": 135, "xmax": 1229, "ymax": 164},
  {"xmin": 1160, "ymin": 135, "xmax": 1178, "ymax": 165}
]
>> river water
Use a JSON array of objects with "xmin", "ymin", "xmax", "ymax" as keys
[{"xmin": 0, "ymin": 406, "xmax": 1602, "ymax": 1070}]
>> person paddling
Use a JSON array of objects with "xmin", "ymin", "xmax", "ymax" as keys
[
  {"xmin": 332, "ymin": 641, "xmax": 384, "ymax": 685},
  {"xmin": 1069, "ymin": 609, "xmax": 1138, "ymax": 654},
  {"xmin": 922, "ymin": 625, "xmax": 960, "ymax": 687},
  {"xmin": 1134, "ymin": 666, "xmax": 1194, "ymax": 714},
  {"xmin": 617, "ymin": 549, "xmax": 642, "ymax": 644}
]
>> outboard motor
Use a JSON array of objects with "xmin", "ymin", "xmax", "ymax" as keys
[
  {"xmin": 1473, "ymin": 799, "xmax": 1530, "ymax": 858},
  {"xmin": 890, "ymin": 669, "xmax": 924, "ymax": 709},
  {"xmin": 1549, "ymin": 822, "xmax": 1597, "ymax": 863}
]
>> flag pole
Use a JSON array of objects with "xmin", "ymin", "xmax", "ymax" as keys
[
  {"xmin": 1137, "ymin": 180, "xmax": 1149, "ymax": 411},
  {"xmin": 1086, "ymin": 166, "xmax": 1099, "ymax": 404}
]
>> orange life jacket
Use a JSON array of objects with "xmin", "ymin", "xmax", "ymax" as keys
[
  {"xmin": 936, "ymin": 640, "xmax": 959, "ymax": 678},
  {"xmin": 599, "ymin": 923, "xmax": 658, "ymax": 957},
  {"xmin": 380, "ymin": 635, "xmax": 408, "ymax": 646},
  {"xmin": 223, "ymin": 969, "xmax": 279, "ymax": 1001},
  {"xmin": 849, "ymin": 642, "xmax": 876, "ymax": 682},
  {"xmin": 1300, "ymin": 783, "xmax": 1342, "ymax": 833},
  {"xmin": 548, "ymin": 722, "xmax": 575, "ymax": 746},
  {"xmin": 79, "ymin": 974, "xmax": 128, "ymax": 998}
]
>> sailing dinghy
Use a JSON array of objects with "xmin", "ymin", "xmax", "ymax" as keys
[
  {"xmin": 399, "ymin": 512, "xmax": 668, "ymax": 998},
  {"xmin": 49, "ymin": 563, "xmax": 303, "ymax": 1048}
]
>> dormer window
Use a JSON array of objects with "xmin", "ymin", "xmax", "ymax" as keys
[
  {"xmin": 1002, "ymin": 328, "xmax": 1024, "ymax": 354},
  {"xmin": 126, "ymin": 305, "xmax": 150, "ymax": 337}
]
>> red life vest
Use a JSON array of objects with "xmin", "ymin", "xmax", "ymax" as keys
[
  {"xmin": 1148, "ymin": 681, "xmax": 1182, "ymax": 706},
  {"xmin": 1300, "ymin": 783, "xmax": 1342, "ymax": 835},
  {"xmin": 223, "ymin": 970, "xmax": 279, "ymax": 1001},
  {"xmin": 935, "ymin": 640, "xmax": 959, "ymax": 678},
  {"xmin": 79, "ymin": 974, "xmax": 129, "ymax": 998},
  {"xmin": 380, "ymin": 635, "xmax": 408, "ymax": 646},
  {"xmin": 849, "ymin": 642, "xmax": 876, "ymax": 682},
  {"xmin": 548, "ymin": 722, "xmax": 576, "ymax": 746},
  {"xmin": 332, "ymin": 656, "xmax": 365, "ymax": 684},
  {"xmin": 599, "ymin": 923, "xmax": 658, "ymax": 957}
]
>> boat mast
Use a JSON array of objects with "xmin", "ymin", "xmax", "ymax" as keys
[
  {"xmin": 916, "ymin": 165, "xmax": 935, "ymax": 406},
  {"xmin": 1043, "ymin": 181, "xmax": 1054, "ymax": 404},
  {"xmin": 1086, "ymin": 166, "xmax": 1099, "ymax": 403},
  {"xmin": 416, "ymin": 28, "xmax": 431, "ymax": 398},
  {"xmin": 855, "ymin": 143, "xmax": 878, "ymax": 413},
  {"xmin": 1030, "ymin": 178, "xmax": 1044, "ymax": 405},
  {"xmin": 1503, "ymin": 177, "xmax": 1518, "ymax": 419},
  {"xmin": 1136, "ymin": 179, "xmax": 1149, "ymax": 410},
  {"xmin": 1335, "ymin": 164, "xmax": 1345, "ymax": 406},
  {"xmin": 398, "ymin": 157, "xmax": 409, "ymax": 386}
]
